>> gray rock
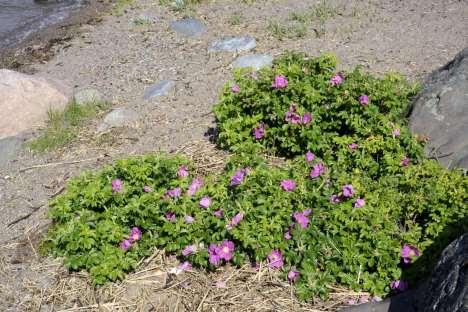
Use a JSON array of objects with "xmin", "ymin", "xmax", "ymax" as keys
[
  {"xmin": 97, "ymin": 108, "xmax": 139, "ymax": 132},
  {"xmin": 409, "ymin": 47, "xmax": 468, "ymax": 169},
  {"xmin": 419, "ymin": 234, "xmax": 468, "ymax": 312},
  {"xmin": 208, "ymin": 36, "xmax": 256, "ymax": 52},
  {"xmin": 232, "ymin": 54, "xmax": 273, "ymax": 70},
  {"xmin": 340, "ymin": 234, "xmax": 468, "ymax": 312},
  {"xmin": 170, "ymin": 18, "xmax": 205, "ymax": 38},
  {"xmin": 73, "ymin": 88, "xmax": 103, "ymax": 106},
  {"xmin": 0, "ymin": 136, "xmax": 22, "ymax": 167},
  {"xmin": 143, "ymin": 80, "xmax": 175, "ymax": 100}
]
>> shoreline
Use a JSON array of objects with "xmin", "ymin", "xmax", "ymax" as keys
[{"xmin": 0, "ymin": 0, "xmax": 111, "ymax": 73}]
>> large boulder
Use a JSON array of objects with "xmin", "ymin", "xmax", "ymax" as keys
[
  {"xmin": 409, "ymin": 48, "xmax": 468, "ymax": 169},
  {"xmin": 0, "ymin": 69, "xmax": 69, "ymax": 139},
  {"xmin": 419, "ymin": 233, "xmax": 468, "ymax": 312},
  {"xmin": 340, "ymin": 234, "xmax": 468, "ymax": 312}
]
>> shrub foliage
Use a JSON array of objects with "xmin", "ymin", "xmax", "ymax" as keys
[{"xmin": 43, "ymin": 53, "xmax": 468, "ymax": 300}]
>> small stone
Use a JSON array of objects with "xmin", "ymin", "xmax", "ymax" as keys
[
  {"xmin": 232, "ymin": 54, "xmax": 273, "ymax": 70},
  {"xmin": 97, "ymin": 108, "xmax": 139, "ymax": 132},
  {"xmin": 208, "ymin": 36, "xmax": 256, "ymax": 52},
  {"xmin": 143, "ymin": 80, "xmax": 175, "ymax": 100},
  {"xmin": 170, "ymin": 18, "xmax": 205, "ymax": 38},
  {"xmin": 73, "ymin": 88, "xmax": 103, "ymax": 106}
]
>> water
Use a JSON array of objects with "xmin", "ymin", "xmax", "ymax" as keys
[{"xmin": 0, "ymin": 0, "xmax": 85, "ymax": 49}]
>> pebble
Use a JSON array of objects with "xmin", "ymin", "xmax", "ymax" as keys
[
  {"xmin": 170, "ymin": 18, "xmax": 205, "ymax": 38},
  {"xmin": 208, "ymin": 36, "xmax": 256, "ymax": 52},
  {"xmin": 97, "ymin": 108, "xmax": 139, "ymax": 132},
  {"xmin": 143, "ymin": 80, "xmax": 175, "ymax": 100}
]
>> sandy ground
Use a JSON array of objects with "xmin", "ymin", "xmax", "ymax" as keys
[{"xmin": 0, "ymin": 0, "xmax": 467, "ymax": 311}]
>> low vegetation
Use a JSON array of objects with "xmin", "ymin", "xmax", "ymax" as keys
[
  {"xmin": 28, "ymin": 98, "xmax": 107, "ymax": 152},
  {"xmin": 42, "ymin": 53, "xmax": 468, "ymax": 302}
]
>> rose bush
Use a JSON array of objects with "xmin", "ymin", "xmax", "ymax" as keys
[{"xmin": 43, "ymin": 53, "xmax": 467, "ymax": 300}]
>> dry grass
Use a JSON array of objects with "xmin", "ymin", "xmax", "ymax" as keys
[
  {"xmin": 4, "ymin": 244, "xmax": 368, "ymax": 312},
  {"xmin": 175, "ymin": 140, "xmax": 229, "ymax": 176}
]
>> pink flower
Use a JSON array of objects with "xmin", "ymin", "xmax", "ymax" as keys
[
  {"xmin": 217, "ymin": 240, "xmax": 235, "ymax": 261},
  {"xmin": 305, "ymin": 151, "xmax": 315, "ymax": 162},
  {"xmin": 272, "ymin": 75, "xmax": 288, "ymax": 89},
  {"xmin": 354, "ymin": 198, "xmax": 365, "ymax": 208},
  {"xmin": 187, "ymin": 178, "xmax": 203, "ymax": 196},
  {"xmin": 280, "ymin": 179, "xmax": 296, "ymax": 192},
  {"xmin": 230, "ymin": 168, "xmax": 248, "ymax": 186},
  {"xmin": 330, "ymin": 194, "xmax": 341, "ymax": 204},
  {"xmin": 165, "ymin": 187, "xmax": 182, "ymax": 198},
  {"xmin": 213, "ymin": 209, "xmax": 224, "ymax": 218},
  {"xmin": 330, "ymin": 74, "xmax": 343, "ymax": 86},
  {"xmin": 342, "ymin": 184, "xmax": 354, "ymax": 198},
  {"xmin": 348, "ymin": 143, "xmax": 358, "ymax": 150},
  {"xmin": 112, "ymin": 179, "xmax": 123, "ymax": 193},
  {"xmin": 293, "ymin": 211, "xmax": 310, "ymax": 229},
  {"xmin": 310, "ymin": 162, "xmax": 325, "ymax": 178},
  {"xmin": 303, "ymin": 209, "xmax": 312, "ymax": 216},
  {"xmin": 120, "ymin": 239, "xmax": 132, "ymax": 251},
  {"xmin": 401, "ymin": 244, "xmax": 420, "ymax": 264},
  {"xmin": 253, "ymin": 122, "xmax": 265, "ymax": 140},
  {"xmin": 165, "ymin": 212, "xmax": 176, "ymax": 222},
  {"xmin": 199, "ymin": 196, "xmax": 211, "ymax": 208},
  {"xmin": 390, "ymin": 280, "xmax": 408, "ymax": 292},
  {"xmin": 284, "ymin": 229, "xmax": 292, "ymax": 240},
  {"xmin": 178, "ymin": 261, "xmax": 192, "ymax": 271},
  {"xmin": 177, "ymin": 165, "xmax": 189, "ymax": 178},
  {"xmin": 401, "ymin": 156, "xmax": 411, "ymax": 167},
  {"xmin": 184, "ymin": 215, "xmax": 194, "ymax": 223},
  {"xmin": 143, "ymin": 185, "xmax": 152, "ymax": 193},
  {"xmin": 251, "ymin": 71, "xmax": 259, "ymax": 80},
  {"xmin": 182, "ymin": 244, "xmax": 197, "ymax": 256},
  {"xmin": 301, "ymin": 112, "xmax": 312, "ymax": 125},
  {"xmin": 392, "ymin": 128, "xmax": 401, "ymax": 137},
  {"xmin": 288, "ymin": 270, "xmax": 300, "ymax": 283},
  {"xmin": 208, "ymin": 244, "xmax": 221, "ymax": 266},
  {"xmin": 231, "ymin": 84, "xmax": 240, "ymax": 93},
  {"xmin": 285, "ymin": 105, "xmax": 302, "ymax": 124},
  {"xmin": 267, "ymin": 250, "xmax": 284, "ymax": 269},
  {"xmin": 129, "ymin": 227, "xmax": 142, "ymax": 242},
  {"xmin": 359, "ymin": 94, "xmax": 369, "ymax": 105},
  {"xmin": 226, "ymin": 212, "xmax": 244, "ymax": 230}
]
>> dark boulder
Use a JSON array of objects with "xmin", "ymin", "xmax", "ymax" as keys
[
  {"xmin": 419, "ymin": 234, "xmax": 468, "ymax": 312},
  {"xmin": 340, "ymin": 234, "xmax": 468, "ymax": 312},
  {"xmin": 409, "ymin": 47, "xmax": 468, "ymax": 169}
]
